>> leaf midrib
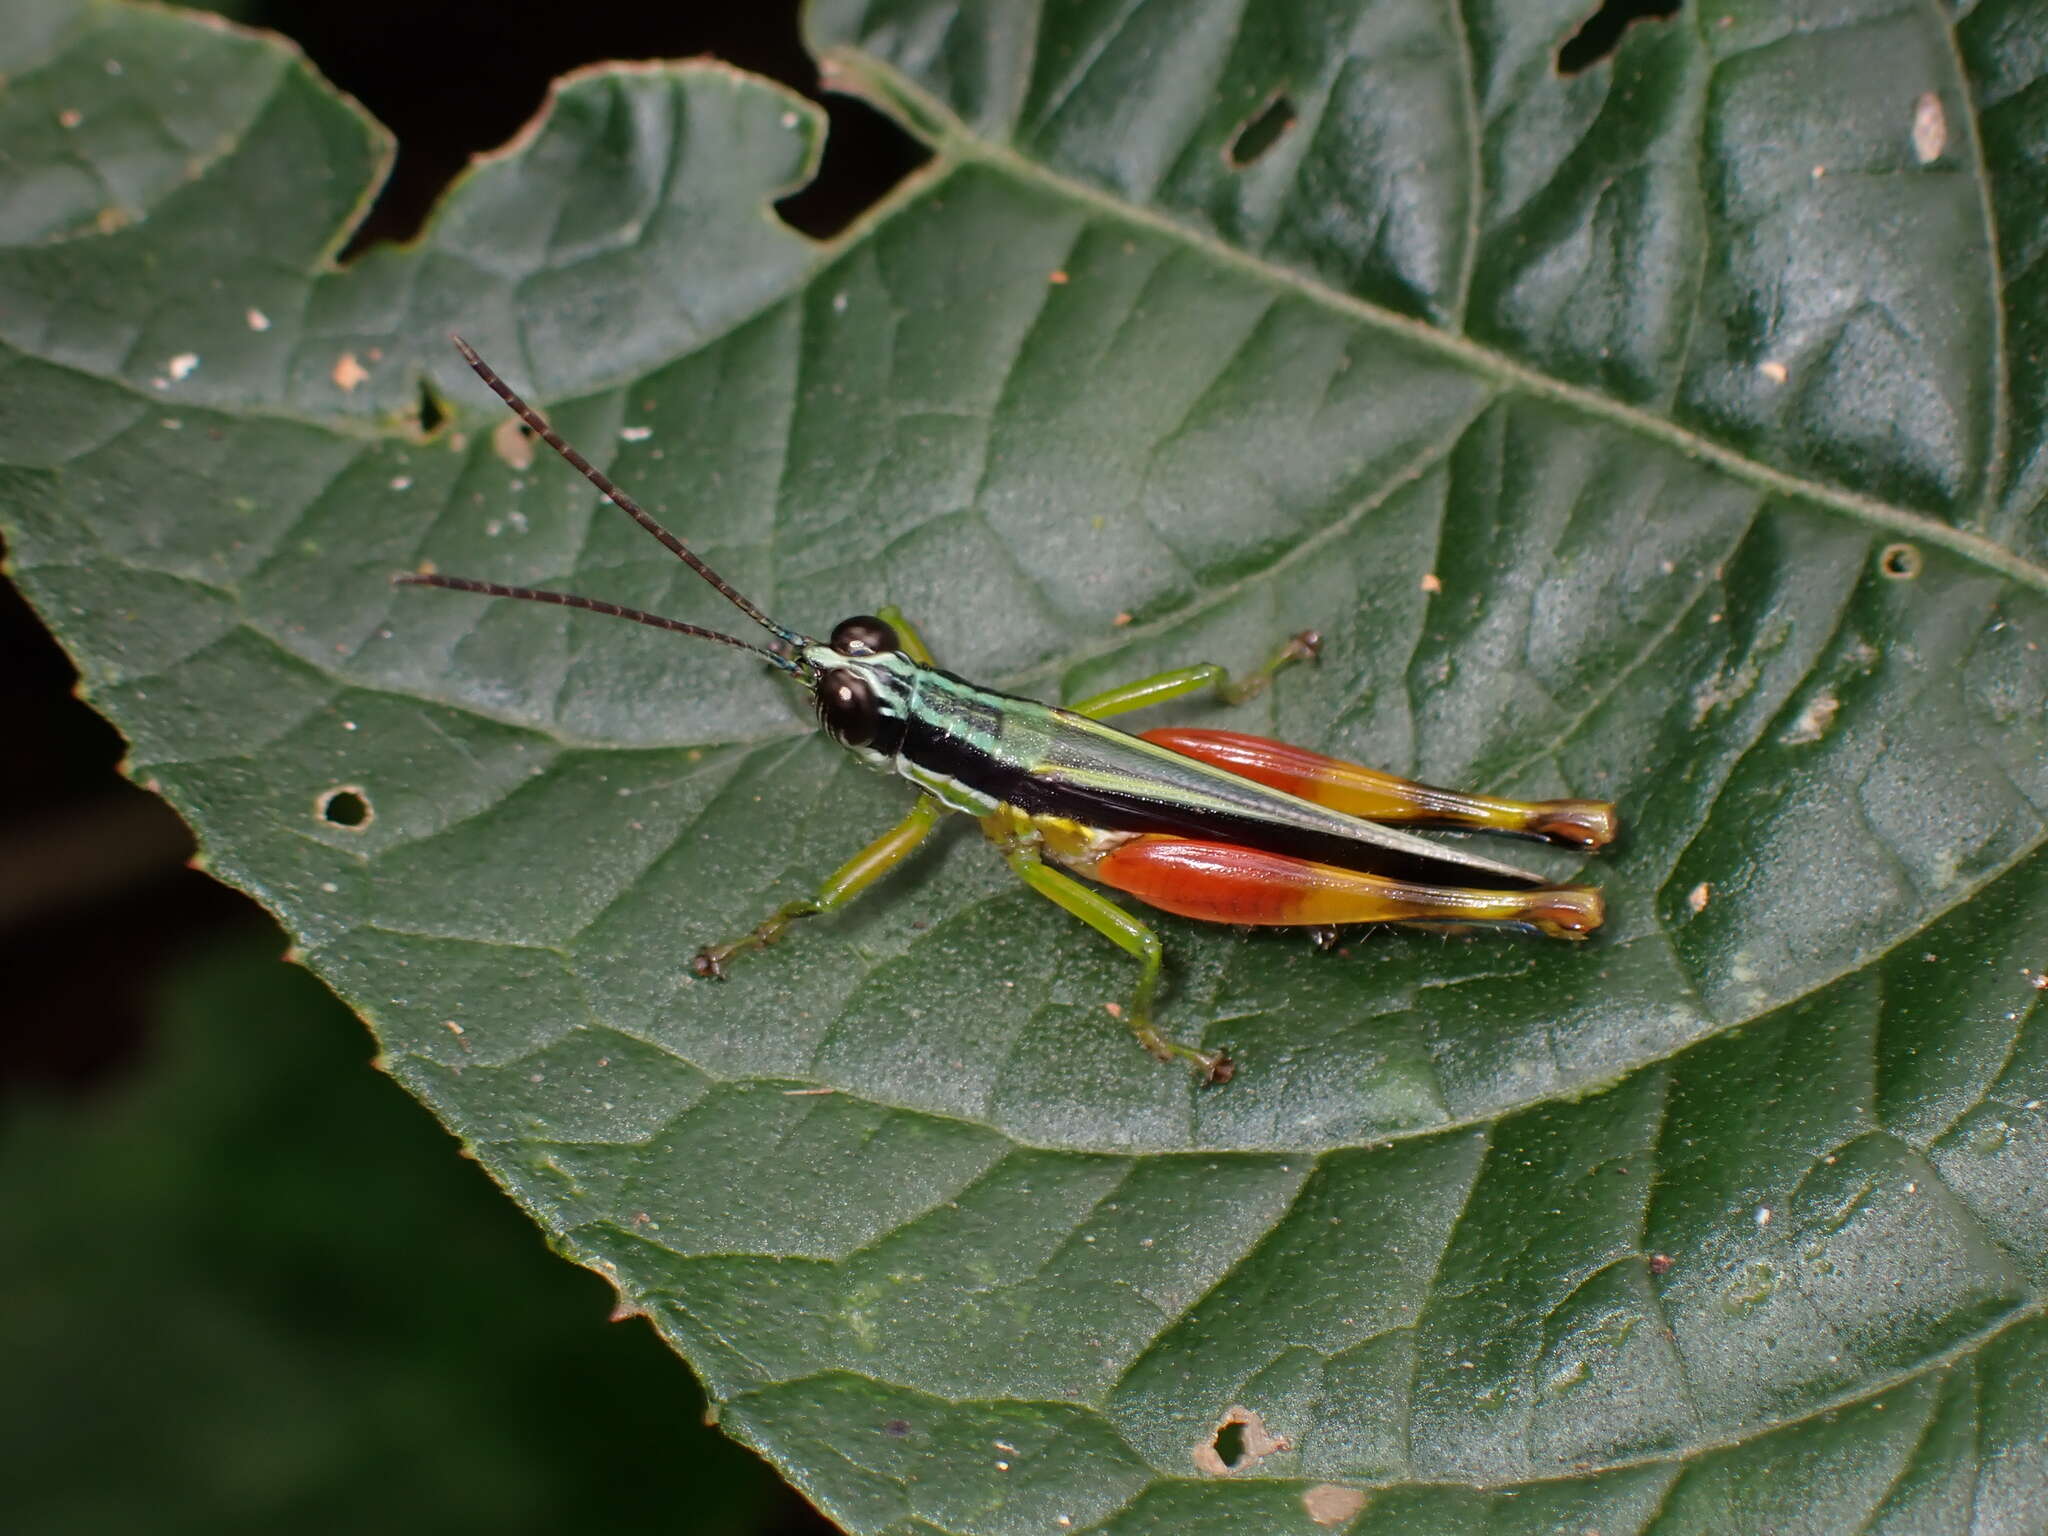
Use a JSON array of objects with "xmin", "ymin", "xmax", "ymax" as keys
[{"xmin": 819, "ymin": 44, "xmax": 2048, "ymax": 599}]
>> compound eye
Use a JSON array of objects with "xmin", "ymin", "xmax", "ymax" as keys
[
  {"xmin": 818, "ymin": 671, "xmax": 882, "ymax": 748},
  {"xmin": 830, "ymin": 615, "xmax": 899, "ymax": 658}
]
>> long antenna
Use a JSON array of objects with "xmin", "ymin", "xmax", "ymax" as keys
[
  {"xmin": 446, "ymin": 334, "xmax": 799, "ymax": 647},
  {"xmin": 391, "ymin": 572, "xmax": 787, "ymax": 664}
]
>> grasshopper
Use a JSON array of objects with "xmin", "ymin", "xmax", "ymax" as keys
[{"xmin": 401, "ymin": 339, "xmax": 1617, "ymax": 1081}]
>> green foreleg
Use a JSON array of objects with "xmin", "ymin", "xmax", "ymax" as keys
[
  {"xmin": 692, "ymin": 796, "xmax": 945, "ymax": 978},
  {"xmin": 876, "ymin": 605, "xmax": 937, "ymax": 667},
  {"xmin": 1067, "ymin": 630, "xmax": 1321, "ymax": 721},
  {"xmin": 1002, "ymin": 847, "xmax": 1232, "ymax": 1082}
]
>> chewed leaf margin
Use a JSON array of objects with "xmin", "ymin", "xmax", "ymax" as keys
[{"xmin": 2, "ymin": 3, "xmax": 2046, "ymax": 1534}]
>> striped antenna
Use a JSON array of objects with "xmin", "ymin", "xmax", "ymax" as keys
[
  {"xmin": 395, "ymin": 337, "xmax": 805, "ymax": 670},
  {"xmin": 391, "ymin": 571, "xmax": 788, "ymax": 664}
]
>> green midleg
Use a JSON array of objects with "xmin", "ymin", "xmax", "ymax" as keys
[
  {"xmin": 1066, "ymin": 630, "xmax": 1321, "ymax": 721},
  {"xmin": 1002, "ymin": 846, "xmax": 1233, "ymax": 1082},
  {"xmin": 691, "ymin": 796, "xmax": 945, "ymax": 978}
]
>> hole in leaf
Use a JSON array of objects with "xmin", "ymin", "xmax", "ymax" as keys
[
  {"xmin": 1210, "ymin": 1419, "xmax": 1248, "ymax": 1470},
  {"xmin": 774, "ymin": 92, "xmax": 932, "ymax": 239},
  {"xmin": 267, "ymin": 2, "xmax": 933, "ymax": 258},
  {"xmin": 415, "ymin": 377, "xmax": 448, "ymax": 436},
  {"xmin": 1880, "ymin": 542, "xmax": 1922, "ymax": 580},
  {"xmin": 318, "ymin": 786, "xmax": 372, "ymax": 830},
  {"xmin": 1191, "ymin": 1404, "xmax": 1288, "ymax": 1475},
  {"xmin": 1557, "ymin": 0, "xmax": 1682, "ymax": 75},
  {"xmin": 1225, "ymin": 91, "xmax": 1297, "ymax": 169}
]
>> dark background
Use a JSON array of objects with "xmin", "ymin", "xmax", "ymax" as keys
[{"xmin": 0, "ymin": 2, "xmax": 1675, "ymax": 1529}]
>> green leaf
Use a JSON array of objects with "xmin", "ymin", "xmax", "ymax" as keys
[{"xmin": 6, "ymin": 0, "xmax": 2047, "ymax": 1530}]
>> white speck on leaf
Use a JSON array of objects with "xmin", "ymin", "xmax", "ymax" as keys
[
  {"xmin": 620, "ymin": 425, "xmax": 653, "ymax": 442},
  {"xmin": 1759, "ymin": 359, "xmax": 1789, "ymax": 384},
  {"xmin": 492, "ymin": 415, "xmax": 535, "ymax": 471},
  {"xmin": 1691, "ymin": 655, "xmax": 1760, "ymax": 724},
  {"xmin": 167, "ymin": 352, "xmax": 199, "ymax": 381},
  {"xmin": 332, "ymin": 351, "xmax": 369, "ymax": 391},
  {"xmin": 1782, "ymin": 689, "xmax": 1840, "ymax": 745},
  {"xmin": 1303, "ymin": 1485, "xmax": 1367, "ymax": 1526},
  {"xmin": 1913, "ymin": 91, "xmax": 1946, "ymax": 163},
  {"xmin": 246, "ymin": 307, "xmax": 271, "ymax": 331},
  {"xmin": 1688, "ymin": 882, "xmax": 1712, "ymax": 914}
]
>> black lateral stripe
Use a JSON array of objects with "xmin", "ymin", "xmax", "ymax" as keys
[
  {"xmin": 898, "ymin": 698, "xmax": 1025, "ymax": 803},
  {"xmin": 892, "ymin": 668, "xmax": 1545, "ymax": 889},
  {"xmin": 1002, "ymin": 773, "xmax": 1544, "ymax": 889}
]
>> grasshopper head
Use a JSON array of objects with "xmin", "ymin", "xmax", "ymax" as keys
[{"xmin": 798, "ymin": 615, "xmax": 921, "ymax": 762}]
